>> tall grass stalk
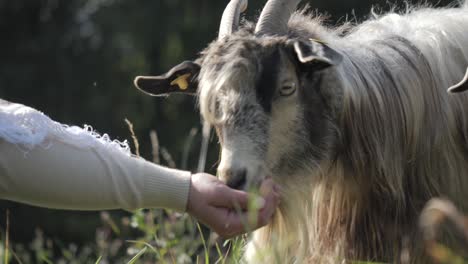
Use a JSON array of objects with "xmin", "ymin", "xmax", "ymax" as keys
[
  {"xmin": 124, "ymin": 118, "xmax": 140, "ymax": 157},
  {"xmin": 196, "ymin": 223, "xmax": 210, "ymax": 264},
  {"xmin": 181, "ymin": 127, "xmax": 198, "ymax": 170},
  {"xmin": 197, "ymin": 121, "xmax": 211, "ymax": 173},
  {"xmin": 94, "ymin": 255, "xmax": 102, "ymax": 264},
  {"xmin": 127, "ymin": 246, "xmax": 147, "ymax": 264},
  {"xmin": 149, "ymin": 130, "xmax": 160, "ymax": 164},
  {"xmin": 160, "ymin": 147, "xmax": 176, "ymax": 168}
]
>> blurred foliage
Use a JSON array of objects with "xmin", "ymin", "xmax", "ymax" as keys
[
  {"xmin": 1, "ymin": 207, "xmax": 246, "ymax": 263},
  {"xmin": 0, "ymin": 0, "xmax": 458, "ymax": 263}
]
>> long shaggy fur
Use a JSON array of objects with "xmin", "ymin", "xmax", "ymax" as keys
[{"xmin": 200, "ymin": 2, "xmax": 468, "ymax": 263}]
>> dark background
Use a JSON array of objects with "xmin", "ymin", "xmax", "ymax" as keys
[{"xmin": 0, "ymin": 0, "xmax": 453, "ymax": 256}]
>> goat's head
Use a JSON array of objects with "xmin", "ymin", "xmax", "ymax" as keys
[{"xmin": 134, "ymin": 0, "xmax": 343, "ymax": 190}]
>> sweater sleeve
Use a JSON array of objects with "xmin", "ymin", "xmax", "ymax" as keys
[{"xmin": 0, "ymin": 138, "xmax": 191, "ymax": 212}]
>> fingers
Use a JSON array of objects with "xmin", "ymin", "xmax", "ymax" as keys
[
  {"xmin": 212, "ymin": 186, "xmax": 250, "ymax": 210},
  {"xmin": 259, "ymin": 177, "xmax": 276, "ymax": 194},
  {"xmin": 210, "ymin": 207, "xmax": 252, "ymax": 238},
  {"xmin": 257, "ymin": 183, "xmax": 280, "ymax": 226},
  {"xmin": 213, "ymin": 201, "xmax": 277, "ymax": 238},
  {"xmin": 217, "ymin": 209, "xmax": 247, "ymax": 238},
  {"xmin": 212, "ymin": 177, "xmax": 278, "ymax": 210},
  {"xmin": 211, "ymin": 184, "xmax": 281, "ymax": 238}
]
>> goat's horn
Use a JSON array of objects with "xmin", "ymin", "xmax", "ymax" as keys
[
  {"xmin": 219, "ymin": 0, "xmax": 248, "ymax": 39},
  {"xmin": 255, "ymin": 0, "xmax": 301, "ymax": 36}
]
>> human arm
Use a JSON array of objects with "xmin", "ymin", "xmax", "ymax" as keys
[
  {"xmin": 0, "ymin": 138, "xmax": 279, "ymax": 237},
  {"xmin": 0, "ymin": 100, "xmax": 191, "ymax": 211},
  {"xmin": 0, "ymin": 137, "xmax": 191, "ymax": 211}
]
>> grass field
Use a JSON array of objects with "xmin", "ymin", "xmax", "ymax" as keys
[
  {"xmin": 0, "ymin": 206, "xmax": 246, "ymax": 263},
  {"xmin": 2, "ymin": 204, "xmax": 467, "ymax": 263}
]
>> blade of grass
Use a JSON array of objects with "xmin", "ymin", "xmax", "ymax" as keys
[
  {"xmin": 40, "ymin": 255, "xmax": 53, "ymax": 264},
  {"xmin": 214, "ymin": 242, "xmax": 224, "ymax": 264},
  {"xmin": 100, "ymin": 212, "xmax": 120, "ymax": 235},
  {"xmin": 169, "ymin": 250, "xmax": 176, "ymax": 264},
  {"xmin": 126, "ymin": 240, "xmax": 159, "ymax": 256},
  {"xmin": 222, "ymin": 240, "xmax": 232, "ymax": 264},
  {"xmin": 197, "ymin": 121, "xmax": 211, "ymax": 172},
  {"xmin": 124, "ymin": 118, "xmax": 140, "ymax": 157},
  {"xmin": 149, "ymin": 130, "xmax": 160, "ymax": 164},
  {"xmin": 161, "ymin": 147, "xmax": 176, "ymax": 168},
  {"xmin": 196, "ymin": 223, "xmax": 209, "ymax": 264},
  {"xmin": 126, "ymin": 239, "xmax": 169, "ymax": 264},
  {"xmin": 94, "ymin": 256, "xmax": 102, "ymax": 264},
  {"xmin": 229, "ymin": 237, "xmax": 244, "ymax": 263},
  {"xmin": 181, "ymin": 127, "xmax": 198, "ymax": 170},
  {"xmin": 215, "ymin": 242, "xmax": 229, "ymax": 264},
  {"xmin": 9, "ymin": 250, "xmax": 23, "ymax": 264},
  {"xmin": 127, "ymin": 246, "xmax": 147, "ymax": 264}
]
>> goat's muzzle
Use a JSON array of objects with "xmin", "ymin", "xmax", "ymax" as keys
[{"xmin": 219, "ymin": 167, "xmax": 247, "ymax": 190}]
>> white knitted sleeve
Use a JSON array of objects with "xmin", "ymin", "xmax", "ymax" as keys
[{"xmin": 0, "ymin": 100, "xmax": 191, "ymax": 211}]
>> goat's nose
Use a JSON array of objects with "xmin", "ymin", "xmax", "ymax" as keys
[{"xmin": 223, "ymin": 168, "xmax": 247, "ymax": 190}]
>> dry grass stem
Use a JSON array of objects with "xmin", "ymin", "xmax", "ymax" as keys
[
  {"xmin": 182, "ymin": 127, "xmax": 198, "ymax": 170},
  {"xmin": 160, "ymin": 147, "xmax": 176, "ymax": 168},
  {"xmin": 149, "ymin": 130, "xmax": 160, "ymax": 164},
  {"xmin": 197, "ymin": 121, "xmax": 211, "ymax": 173},
  {"xmin": 124, "ymin": 118, "xmax": 140, "ymax": 157}
]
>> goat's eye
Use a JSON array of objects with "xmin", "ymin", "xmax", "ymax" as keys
[{"xmin": 279, "ymin": 83, "xmax": 296, "ymax": 96}]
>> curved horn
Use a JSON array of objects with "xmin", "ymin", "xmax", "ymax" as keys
[
  {"xmin": 255, "ymin": 0, "xmax": 301, "ymax": 36},
  {"xmin": 218, "ymin": 0, "xmax": 248, "ymax": 39}
]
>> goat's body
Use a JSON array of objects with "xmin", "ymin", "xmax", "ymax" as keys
[{"xmin": 246, "ymin": 4, "xmax": 468, "ymax": 263}]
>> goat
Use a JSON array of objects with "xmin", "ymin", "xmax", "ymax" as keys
[{"xmin": 134, "ymin": 0, "xmax": 468, "ymax": 262}]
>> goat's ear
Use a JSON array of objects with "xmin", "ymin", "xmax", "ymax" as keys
[
  {"xmin": 448, "ymin": 67, "xmax": 468, "ymax": 93},
  {"xmin": 290, "ymin": 39, "xmax": 343, "ymax": 71},
  {"xmin": 134, "ymin": 61, "xmax": 201, "ymax": 96}
]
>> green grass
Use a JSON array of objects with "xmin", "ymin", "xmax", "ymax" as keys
[
  {"xmin": 2, "ymin": 196, "xmax": 466, "ymax": 264},
  {"xmin": 0, "ymin": 207, "xmax": 247, "ymax": 263}
]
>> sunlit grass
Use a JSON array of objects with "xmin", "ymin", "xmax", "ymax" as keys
[{"xmin": 3, "ymin": 193, "xmax": 468, "ymax": 264}]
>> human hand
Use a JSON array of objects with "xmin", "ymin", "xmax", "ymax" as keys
[{"xmin": 186, "ymin": 173, "xmax": 280, "ymax": 238}]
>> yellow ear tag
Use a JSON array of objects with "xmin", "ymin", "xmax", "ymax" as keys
[{"xmin": 170, "ymin": 73, "xmax": 191, "ymax": 90}]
